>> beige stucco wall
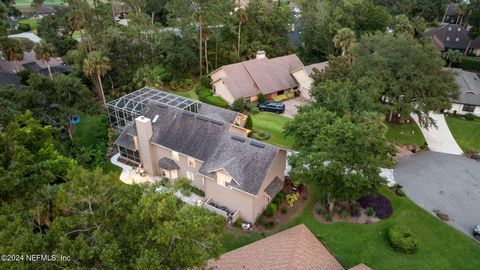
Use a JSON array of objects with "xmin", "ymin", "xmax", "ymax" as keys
[
  {"xmin": 150, "ymin": 144, "xmax": 206, "ymax": 190},
  {"xmin": 252, "ymin": 150, "xmax": 287, "ymax": 218},
  {"xmin": 291, "ymin": 69, "xmax": 314, "ymax": 99},
  {"xmin": 210, "ymin": 69, "xmax": 226, "ymax": 83},
  {"xmin": 213, "ymin": 81, "xmax": 235, "ymax": 104}
]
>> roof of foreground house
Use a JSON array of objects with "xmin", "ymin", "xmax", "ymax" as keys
[
  {"xmin": 212, "ymin": 54, "xmax": 305, "ymax": 99},
  {"xmin": 208, "ymin": 224, "xmax": 344, "ymax": 270},
  {"xmin": 116, "ymin": 101, "xmax": 281, "ymax": 196},
  {"xmin": 449, "ymin": 68, "xmax": 480, "ymax": 106},
  {"xmin": 35, "ymin": 6, "xmax": 56, "ymax": 15}
]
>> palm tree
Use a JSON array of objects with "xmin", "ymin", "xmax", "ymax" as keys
[
  {"xmin": 443, "ymin": 49, "xmax": 463, "ymax": 67},
  {"xmin": 333, "ymin": 28, "xmax": 355, "ymax": 56},
  {"xmin": 235, "ymin": 7, "xmax": 246, "ymax": 58},
  {"xmin": 83, "ymin": 51, "xmax": 111, "ymax": 107},
  {"xmin": 1, "ymin": 39, "xmax": 24, "ymax": 72},
  {"xmin": 34, "ymin": 41, "xmax": 55, "ymax": 79}
]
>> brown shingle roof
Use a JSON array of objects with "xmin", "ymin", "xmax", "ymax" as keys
[
  {"xmin": 208, "ymin": 224, "xmax": 344, "ymax": 270},
  {"xmin": 214, "ymin": 54, "xmax": 305, "ymax": 99}
]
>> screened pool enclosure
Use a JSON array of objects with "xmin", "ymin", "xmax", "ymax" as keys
[{"xmin": 107, "ymin": 87, "xmax": 200, "ymax": 130}]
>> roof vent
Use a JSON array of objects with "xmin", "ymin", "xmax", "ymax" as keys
[
  {"xmin": 157, "ymin": 104, "xmax": 167, "ymax": 108},
  {"xmin": 210, "ymin": 119, "xmax": 224, "ymax": 126},
  {"xmin": 197, "ymin": 115, "xmax": 209, "ymax": 122},
  {"xmin": 152, "ymin": 115, "xmax": 159, "ymax": 123},
  {"xmin": 250, "ymin": 141, "xmax": 265, "ymax": 148},
  {"xmin": 231, "ymin": 135, "xmax": 246, "ymax": 143},
  {"xmin": 182, "ymin": 111, "xmax": 194, "ymax": 117}
]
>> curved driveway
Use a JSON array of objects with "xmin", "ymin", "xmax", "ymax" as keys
[{"xmin": 394, "ymin": 151, "xmax": 480, "ymax": 239}]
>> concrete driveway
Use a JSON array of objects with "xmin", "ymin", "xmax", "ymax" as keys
[
  {"xmin": 283, "ymin": 97, "xmax": 310, "ymax": 118},
  {"xmin": 411, "ymin": 113, "xmax": 463, "ymax": 155},
  {"xmin": 394, "ymin": 151, "xmax": 480, "ymax": 239}
]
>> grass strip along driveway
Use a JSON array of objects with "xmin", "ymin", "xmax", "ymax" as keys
[
  {"xmin": 446, "ymin": 116, "xmax": 480, "ymax": 152},
  {"xmin": 221, "ymin": 184, "xmax": 480, "ymax": 270}
]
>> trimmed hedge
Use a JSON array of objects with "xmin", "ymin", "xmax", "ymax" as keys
[
  {"xmin": 196, "ymin": 85, "xmax": 228, "ymax": 108},
  {"xmin": 459, "ymin": 56, "xmax": 480, "ymax": 73},
  {"xmin": 358, "ymin": 193, "xmax": 393, "ymax": 219},
  {"xmin": 388, "ymin": 225, "xmax": 419, "ymax": 254},
  {"xmin": 264, "ymin": 203, "xmax": 277, "ymax": 217}
]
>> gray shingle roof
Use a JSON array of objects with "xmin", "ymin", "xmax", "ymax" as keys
[
  {"xmin": 117, "ymin": 101, "xmax": 281, "ymax": 196},
  {"xmin": 264, "ymin": 177, "xmax": 284, "ymax": 198},
  {"xmin": 158, "ymin": 157, "xmax": 180, "ymax": 170},
  {"xmin": 424, "ymin": 24, "xmax": 471, "ymax": 50},
  {"xmin": 0, "ymin": 72, "xmax": 22, "ymax": 89},
  {"xmin": 35, "ymin": 6, "xmax": 56, "ymax": 15},
  {"xmin": 115, "ymin": 130, "xmax": 135, "ymax": 149},
  {"xmin": 449, "ymin": 68, "xmax": 480, "ymax": 106},
  {"xmin": 197, "ymin": 103, "xmax": 239, "ymax": 124}
]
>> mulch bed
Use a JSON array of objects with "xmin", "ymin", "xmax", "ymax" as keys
[
  {"xmin": 466, "ymin": 151, "xmax": 480, "ymax": 161},
  {"xmin": 312, "ymin": 202, "xmax": 380, "ymax": 225}
]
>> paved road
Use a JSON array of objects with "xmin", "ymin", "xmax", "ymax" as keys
[
  {"xmin": 411, "ymin": 113, "xmax": 463, "ymax": 155},
  {"xmin": 394, "ymin": 151, "xmax": 480, "ymax": 239}
]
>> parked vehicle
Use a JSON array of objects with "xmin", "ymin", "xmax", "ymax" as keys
[
  {"xmin": 258, "ymin": 102, "xmax": 285, "ymax": 113},
  {"xmin": 474, "ymin": 225, "xmax": 480, "ymax": 240}
]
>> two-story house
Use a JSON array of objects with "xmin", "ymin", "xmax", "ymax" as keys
[{"xmin": 115, "ymin": 100, "xmax": 287, "ymax": 223}]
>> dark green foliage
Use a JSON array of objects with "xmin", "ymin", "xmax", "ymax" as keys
[
  {"xmin": 273, "ymin": 191, "xmax": 286, "ymax": 205},
  {"xmin": 204, "ymin": 95, "xmax": 228, "ymax": 108},
  {"xmin": 366, "ymin": 207, "xmax": 376, "ymax": 217},
  {"xmin": 18, "ymin": 22, "xmax": 30, "ymax": 32},
  {"xmin": 388, "ymin": 225, "xmax": 419, "ymax": 254},
  {"xmin": 231, "ymin": 98, "xmax": 245, "ymax": 112},
  {"xmin": 250, "ymin": 106, "xmax": 260, "ymax": 115},
  {"xmin": 37, "ymin": 8, "xmax": 77, "ymax": 56},
  {"xmin": 173, "ymin": 177, "xmax": 206, "ymax": 197},
  {"xmin": 464, "ymin": 113, "xmax": 477, "ymax": 121},
  {"xmin": 257, "ymin": 93, "xmax": 266, "ymax": 103},
  {"xmin": 317, "ymin": 207, "xmax": 326, "ymax": 215},
  {"xmin": 324, "ymin": 211, "xmax": 333, "ymax": 222},
  {"xmin": 340, "ymin": 210, "xmax": 350, "ymax": 219},
  {"xmin": 459, "ymin": 57, "xmax": 480, "ymax": 73},
  {"xmin": 16, "ymin": 69, "xmax": 31, "ymax": 84},
  {"xmin": 252, "ymin": 130, "xmax": 271, "ymax": 141},
  {"xmin": 264, "ymin": 203, "xmax": 277, "ymax": 217},
  {"xmin": 280, "ymin": 207, "xmax": 287, "ymax": 214},
  {"xmin": 245, "ymin": 115, "xmax": 253, "ymax": 130},
  {"xmin": 200, "ymin": 76, "xmax": 211, "ymax": 88}
]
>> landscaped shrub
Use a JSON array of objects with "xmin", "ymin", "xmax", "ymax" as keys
[
  {"xmin": 252, "ymin": 130, "xmax": 270, "ymax": 141},
  {"xmin": 281, "ymin": 207, "xmax": 287, "ymax": 214},
  {"xmin": 317, "ymin": 207, "xmax": 325, "ymax": 215},
  {"xmin": 387, "ymin": 225, "xmax": 419, "ymax": 254},
  {"xmin": 273, "ymin": 191, "xmax": 286, "ymax": 205},
  {"xmin": 245, "ymin": 102, "xmax": 256, "ymax": 111},
  {"xmin": 257, "ymin": 93, "xmax": 266, "ymax": 103},
  {"xmin": 324, "ymin": 211, "xmax": 333, "ymax": 222},
  {"xmin": 459, "ymin": 56, "xmax": 480, "ymax": 73},
  {"xmin": 391, "ymin": 184, "xmax": 405, "ymax": 197},
  {"xmin": 172, "ymin": 177, "xmax": 205, "ymax": 197},
  {"xmin": 340, "ymin": 210, "xmax": 350, "ymax": 219},
  {"xmin": 16, "ymin": 69, "xmax": 31, "ymax": 84},
  {"xmin": 358, "ymin": 193, "xmax": 393, "ymax": 219},
  {"xmin": 203, "ymin": 96, "xmax": 228, "ymax": 108},
  {"xmin": 286, "ymin": 193, "xmax": 300, "ymax": 207},
  {"xmin": 273, "ymin": 94, "xmax": 288, "ymax": 102},
  {"xmin": 464, "ymin": 113, "xmax": 476, "ymax": 121},
  {"xmin": 171, "ymin": 77, "xmax": 194, "ymax": 91},
  {"xmin": 264, "ymin": 203, "xmax": 277, "ymax": 217},
  {"xmin": 244, "ymin": 115, "xmax": 253, "ymax": 130},
  {"xmin": 200, "ymin": 76, "xmax": 211, "ymax": 88},
  {"xmin": 231, "ymin": 98, "xmax": 245, "ymax": 112},
  {"xmin": 250, "ymin": 106, "xmax": 260, "ymax": 115},
  {"xmin": 18, "ymin": 23, "xmax": 31, "ymax": 32},
  {"xmin": 366, "ymin": 207, "xmax": 376, "ymax": 217}
]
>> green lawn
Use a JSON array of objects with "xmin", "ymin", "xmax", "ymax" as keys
[
  {"xmin": 251, "ymin": 112, "xmax": 295, "ymax": 149},
  {"xmin": 221, "ymin": 184, "xmax": 480, "ymax": 270},
  {"xmin": 14, "ymin": 0, "xmax": 63, "ymax": 8},
  {"xmin": 446, "ymin": 117, "xmax": 480, "ymax": 152},
  {"xmin": 74, "ymin": 113, "xmax": 121, "ymax": 175},
  {"xmin": 166, "ymin": 88, "xmax": 199, "ymax": 100},
  {"xmin": 18, "ymin": 17, "xmax": 38, "ymax": 33},
  {"xmin": 386, "ymin": 123, "xmax": 425, "ymax": 146}
]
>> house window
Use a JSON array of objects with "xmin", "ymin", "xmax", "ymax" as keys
[
  {"xmin": 446, "ymin": 37, "xmax": 450, "ymax": 41},
  {"xmin": 119, "ymin": 146, "xmax": 141, "ymax": 163},
  {"xmin": 188, "ymin": 157, "xmax": 195, "ymax": 167},
  {"xmin": 462, "ymin": 104, "xmax": 475, "ymax": 112},
  {"xmin": 187, "ymin": 171, "xmax": 194, "ymax": 181},
  {"xmin": 172, "ymin": 151, "xmax": 179, "ymax": 161},
  {"xmin": 455, "ymin": 37, "xmax": 460, "ymax": 42}
]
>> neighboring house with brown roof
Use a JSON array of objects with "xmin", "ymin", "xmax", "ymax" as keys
[
  {"xmin": 208, "ymin": 224, "xmax": 372, "ymax": 270},
  {"xmin": 114, "ymin": 90, "xmax": 287, "ymax": 223},
  {"xmin": 446, "ymin": 68, "xmax": 480, "ymax": 116},
  {"xmin": 424, "ymin": 24, "xmax": 480, "ymax": 56},
  {"xmin": 209, "ymin": 52, "xmax": 327, "ymax": 103}
]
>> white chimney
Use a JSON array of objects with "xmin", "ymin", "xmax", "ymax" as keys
[
  {"xmin": 135, "ymin": 116, "xmax": 155, "ymax": 175},
  {"xmin": 256, "ymin": 50, "xmax": 267, "ymax": 59}
]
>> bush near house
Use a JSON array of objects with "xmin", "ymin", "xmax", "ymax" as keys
[
  {"xmin": 264, "ymin": 203, "xmax": 277, "ymax": 217},
  {"xmin": 257, "ymin": 93, "xmax": 266, "ymax": 103},
  {"xmin": 273, "ymin": 92, "xmax": 294, "ymax": 102},
  {"xmin": 196, "ymin": 85, "xmax": 228, "ymax": 108},
  {"xmin": 18, "ymin": 23, "xmax": 31, "ymax": 32},
  {"xmin": 231, "ymin": 98, "xmax": 245, "ymax": 112},
  {"xmin": 388, "ymin": 225, "xmax": 419, "ymax": 254},
  {"xmin": 459, "ymin": 56, "xmax": 480, "ymax": 73}
]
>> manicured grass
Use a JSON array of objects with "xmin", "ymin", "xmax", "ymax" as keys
[
  {"xmin": 18, "ymin": 17, "xmax": 38, "ymax": 32},
  {"xmin": 386, "ymin": 123, "xmax": 425, "ymax": 146},
  {"xmin": 446, "ymin": 116, "xmax": 480, "ymax": 152},
  {"xmin": 166, "ymin": 88, "xmax": 199, "ymax": 100},
  {"xmin": 251, "ymin": 112, "xmax": 295, "ymax": 149},
  {"xmin": 221, "ymin": 184, "xmax": 480, "ymax": 269},
  {"xmin": 14, "ymin": 0, "xmax": 63, "ymax": 8}
]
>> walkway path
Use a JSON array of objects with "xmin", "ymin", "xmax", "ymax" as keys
[{"xmin": 411, "ymin": 113, "xmax": 463, "ymax": 155}]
